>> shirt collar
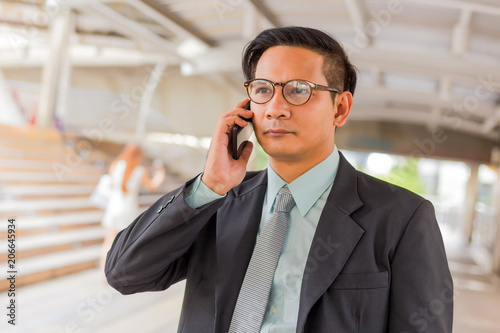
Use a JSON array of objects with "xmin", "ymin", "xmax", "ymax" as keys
[{"xmin": 266, "ymin": 146, "xmax": 340, "ymax": 217}]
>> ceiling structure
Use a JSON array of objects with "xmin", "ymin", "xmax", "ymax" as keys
[{"xmin": 1, "ymin": 0, "xmax": 500, "ymax": 158}]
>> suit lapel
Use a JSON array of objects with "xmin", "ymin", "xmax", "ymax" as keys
[
  {"xmin": 214, "ymin": 170, "xmax": 267, "ymax": 332},
  {"xmin": 296, "ymin": 153, "xmax": 365, "ymax": 332}
]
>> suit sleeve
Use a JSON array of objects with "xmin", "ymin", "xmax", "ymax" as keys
[
  {"xmin": 388, "ymin": 200, "xmax": 454, "ymax": 333},
  {"xmin": 105, "ymin": 178, "xmax": 225, "ymax": 295}
]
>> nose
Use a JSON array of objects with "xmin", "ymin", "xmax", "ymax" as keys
[{"xmin": 264, "ymin": 86, "xmax": 291, "ymax": 120}]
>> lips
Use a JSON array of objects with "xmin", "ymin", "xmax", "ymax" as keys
[{"xmin": 264, "ymin": 128, "xmax": 293, "ymax": 136}]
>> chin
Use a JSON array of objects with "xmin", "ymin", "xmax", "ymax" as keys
[{"xmin": 264, "ymin": 146, "xmax": 301, "ymax": 162}]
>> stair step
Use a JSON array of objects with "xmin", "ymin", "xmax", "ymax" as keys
[
  {"xmin": 0, "ymin": 171, "xmax": 101, "ymax": 183},
  {"xmin": 1, "ymin": 184, "xmax": 97, "ymax": 196},
  {"xmin": 0, "ymin": 124, "xmax": 62, "ymax": 142},
  {"xmin": 0, "ymin": 197, "xmax": 100, "ymax": 212},
  {"xmin": 0, "ymin": 147, "xmax": 75, "ymax": 161},
  {"xmin": 0, "ymin": 141, "xmax": 74, "ymax": 153},
  {"xmin": 0, "ymin": 226, "xmax": 105, "ymax": 255},
  {"xmin": 0, "ymin": 158, "xmax": 105, "ymax": 173},
  {"xmin": 0, "ymin": 149, "xmax": 110, "ymax": 165},
  {"xmin": 0, "ymin": 194, "xmax": 161, "ymax": 213},
  {"xmin": 23, "ymin": 245, "xmax": 101, "ymax": 274},
  {"xmin": 10, "ymin": 211, "xmax": 104, "ymax": 230},
  {"xmin": 0, "ymin": 245, "xmax": 102, "ymax": 291}
]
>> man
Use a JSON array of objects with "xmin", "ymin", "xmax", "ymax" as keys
[{"xmin": 106, "ymin": 26, "xmax": 453, "ymax": 332}]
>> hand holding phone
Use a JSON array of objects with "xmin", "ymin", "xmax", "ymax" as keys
[
  {"xmin": 202, "ymin": 100, "xmax": 253, "ymax": 195},
  {"xmin": 229, "ymin": 102, "xmax": 254, "ymax": 159}
]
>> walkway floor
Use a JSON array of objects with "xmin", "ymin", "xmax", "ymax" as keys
[
  {"xmin": 443, "ymin": 226, "xmax": 500, "ymax": 333},
  {"xmin": 1, "ymin": 226, "xmax": 500, "ymax": 333},
  {"xmin": 1, "ymin": 269, "xmax": 185, "ymax": 333}
]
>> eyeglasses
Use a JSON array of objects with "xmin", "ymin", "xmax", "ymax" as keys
[{"xmin": 244, "ymin": 78, "xmax": 341, "ymax": 106}]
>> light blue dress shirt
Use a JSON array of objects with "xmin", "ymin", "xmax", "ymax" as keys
[{"xmin": 185, "ymin": 147, "xmax": 340, "ymax": 332}]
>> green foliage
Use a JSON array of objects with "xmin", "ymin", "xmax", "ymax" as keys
[
  {"xmin": 380, "ymin": 158, "xmax": 426, "ymax": 194},
  {"xmin": 249, "ymin": 141, "xmax": 268, "ymax": 171}
]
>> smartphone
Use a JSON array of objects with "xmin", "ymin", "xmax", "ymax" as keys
[{"xmin": 229, "ymin": 101, "xmax": 253, "ymax": 159}]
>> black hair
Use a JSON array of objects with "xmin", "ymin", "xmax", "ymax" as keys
[{"xmin": 242, "ymin": 26, "xmax": 357, "ymax": 96}]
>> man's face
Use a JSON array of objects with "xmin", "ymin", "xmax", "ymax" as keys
[{"xmin": 252, "ymin": 46, "xmax": 339, "ymax": 166}]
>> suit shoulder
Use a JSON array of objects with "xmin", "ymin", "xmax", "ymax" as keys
[
  {"xmin": 352, "ymin": 170, "xmax": 437, "ymax": 237},
  {"xmin": 355, "ymin": 170, "xmax": 426, "ymax": 207}
]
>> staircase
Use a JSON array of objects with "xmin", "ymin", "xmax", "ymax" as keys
[{"xmin": 0, "ymin": 124, "xmax": 184, "ymax": 291}]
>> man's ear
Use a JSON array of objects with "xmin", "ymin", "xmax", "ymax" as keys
[{"xmin": 333, "ymin": 91, "xmax": 353, "ymax": 128}]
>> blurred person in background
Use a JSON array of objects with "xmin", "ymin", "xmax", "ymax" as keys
[{"xmin": 99, "ymin": 144, "xmax": 165, "ymax": 274}]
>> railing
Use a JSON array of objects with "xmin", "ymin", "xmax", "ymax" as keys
[
  {"xmin": 472, "ymin": 202, "xmax": 498, "ymax": 254},
  {"xmin": 424, "ymin": 194, "xmax": 465, "ymax": 231}
]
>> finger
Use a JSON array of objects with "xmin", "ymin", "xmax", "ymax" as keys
[
  {"xmin": 235, "ymin": 98, "xmax": 250, "ymax": 108},
  {"xmin": 220, "ymin": 101, "xmax": 252, "ymax": 121},
  {"xmin": 233, "ymin": 115, "xmax": 251, "ymax": 128},
  {"xmin": 235, "ymin": 99, "xmax": 253, "ymax": 117},
  {"xmin": 222, "ymin": 114, "xmax": 250, "ymax": 129}
]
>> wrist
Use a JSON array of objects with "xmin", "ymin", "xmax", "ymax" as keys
[{"xmin": 201, "ymin": 174, "xmax": 229, "ymax": 196}]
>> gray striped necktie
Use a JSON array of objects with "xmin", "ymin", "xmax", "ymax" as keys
[{"xmin": 229, "ymin": 186, "xmax": 295, "ymax": 333}]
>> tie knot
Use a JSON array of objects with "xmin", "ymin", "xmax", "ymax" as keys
[{"xmin": 274, "ymin": 187, "xmax": 295, "ymax": 213}]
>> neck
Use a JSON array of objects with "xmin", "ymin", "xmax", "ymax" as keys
[{"xmin": 269, "ymin": 146, "xmax": 334, "ymax": 183}]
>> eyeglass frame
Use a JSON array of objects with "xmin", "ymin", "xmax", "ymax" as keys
[{"xmin": 244, "ymin": 78, "xmax": 341, "ymax": 106}]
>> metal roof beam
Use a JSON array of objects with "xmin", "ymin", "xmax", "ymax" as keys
[
  {"xmin": 415, "ymin": 0, "xmax": 500, "ymax": 17},
  {"xmin": 349, "ymin": 105, "xmax": 498, "ymax": 141},
  {"xmin": 246, "ymin": 0, "xmax": 279, "ymax": 29},
  {"xmin": 350, "ymin": 48, "xmax": 500, "ymax": 93},
  {"xmin": 181, "ymin": 44, "xmax": 500, "ymax": 93},
  {"xmin": 136, "ymin": 0, "xmax": 213, "ymax": 47},
  {"xmin": 355, "ymin": 85, "xmax": 494, "ymax": 117},
  {"xmin": 0, "ymin": 46, "xmax": 174, "ymax": 68},
  {"xmin": 481, "ymin": 106, "xmax": 500, "ymax": 134},
  {"xmin": 70, "ymin": 0, "xmax": 179, "ymax": 56},
  {"xmin": 343, "ymin": 0, "xmax": 372, "ymax": 47}
]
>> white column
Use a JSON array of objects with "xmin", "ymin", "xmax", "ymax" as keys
[
  {"xmin": 135, "ymin": 62, "xmax": 167, "ymax": 140},
  {"xmin": 37, "ymin": 6, "xmax": 74, "ymax": 129},
  {"xmin": 493, "ymin": 165, "xmax": 500, "ymax": 274},
  {"xmin": 463, "ymin": 162, "xmax": 479, "ymax": 242}
]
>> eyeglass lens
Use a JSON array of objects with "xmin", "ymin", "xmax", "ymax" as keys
[{"xmin": 247, "ymin": 80, "xmax": 312, "ymax": 105}]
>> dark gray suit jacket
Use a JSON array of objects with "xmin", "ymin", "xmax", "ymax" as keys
[{"xmin": 106, "ymin": 153, "xmax": 453, "ymax": 332}]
